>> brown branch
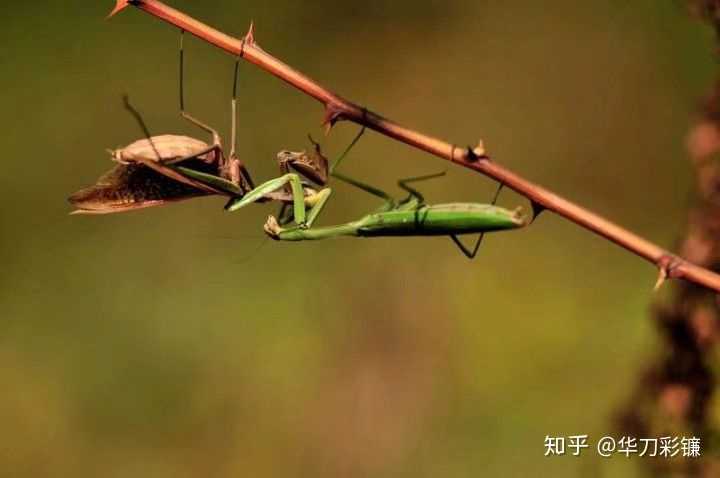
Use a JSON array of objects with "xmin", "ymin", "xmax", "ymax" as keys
[{"xmin": 110, "ymin": 0, "xmax": 720, "ymax": 293}]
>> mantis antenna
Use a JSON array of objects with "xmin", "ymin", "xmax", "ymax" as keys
[{"xmin": 122, "ymin": 94, "xmax": 163, "ymax": 164}]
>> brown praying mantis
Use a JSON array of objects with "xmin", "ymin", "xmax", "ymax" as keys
[{"xmin": 69, "ymin": 29, "xmax": 332, "ymax": 215}]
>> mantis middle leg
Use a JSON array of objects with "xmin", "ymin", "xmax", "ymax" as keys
[{"xmin": 450, "ymin": 183, "xmax": 505, "ymax": 259}]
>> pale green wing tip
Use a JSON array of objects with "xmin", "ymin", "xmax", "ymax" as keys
[
  {"xmin": 512, "ymin": 206, "xmax": 529, "ymax": 227},
  {"xmin": 69, "ymin": 209, "xmax": 112, "ymax": 216}
]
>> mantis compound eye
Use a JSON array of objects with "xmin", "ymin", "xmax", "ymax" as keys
[{"xmin": 276, "ymin": 150, "xmax": 305, "ymax": 163}]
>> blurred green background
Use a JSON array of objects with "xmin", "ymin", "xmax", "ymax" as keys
[{"xmin": 0, "ymin": 1, "xmax": 714, "ymax": 476}]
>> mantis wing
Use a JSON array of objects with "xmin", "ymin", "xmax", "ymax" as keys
[{"xmin": 68, "ymin": 163, "xmax": 212, "ymax": 214}]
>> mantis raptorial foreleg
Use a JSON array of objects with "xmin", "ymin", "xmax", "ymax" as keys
[
  {"xmin": 305, "ymin": 188, "xmax": 332, "ymax": 227},
  {"xmin": 225, "ymin": 173, "xmax": 332, "ymax": 227},
  {"xmin": 227, "ymin": 56, "xmax": 254, "ymax": 190},
  {"xmin": 222, "ymin": 126, "xmax": 369, "ymax": 226}
]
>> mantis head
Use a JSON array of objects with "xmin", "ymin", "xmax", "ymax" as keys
[{"xmin": 263, "ymin": 215, "xmax": 281, "ymax": 240}]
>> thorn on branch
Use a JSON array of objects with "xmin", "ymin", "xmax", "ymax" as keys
[
  {"xmin": 322, "ymin": 103, "xmax": 344, "ymax": 135},
  {"xmin": 465, "ymin": 141, "xmax": 489, "ymax": 162},
  {"xmin": 654, "ymin": 255, "xmax": 684, "ymax": 291},
  {"xmin": 108, "ymin": 0, "xmax": 136, "ymax": 19},
  {"xmin": 245, "ymin": 22, "xmax": 256, "ymax": 45},
  {"xmin": 239, "ymin": 22, "xmax": 256, "ymax": 58},
  {"xmin": 530, "ymin": 201, "xmax": 546, "ymax": 224},
  {"xmin": 654, "ymin": 267, "xmax": 668, "ymax": 292},
  {"xmin": 474, "ymin": 140, "xmax": 487, "ymax": 158}
]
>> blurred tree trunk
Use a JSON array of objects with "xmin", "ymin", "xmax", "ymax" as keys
[{"xmin": 616, "ymin": 2, "xmax": 720, "ymax": 476}]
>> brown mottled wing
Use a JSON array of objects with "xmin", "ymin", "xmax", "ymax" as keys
[
  {"xmin": 131, "ymin": 155, "xmax": 223, "ymax": 194},
  {"xmin": 68, "ymin": 163, "xmax": 213, "ymax": 214}
]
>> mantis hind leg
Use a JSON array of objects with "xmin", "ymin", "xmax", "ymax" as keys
[
  {"xmin": 179, "ymin": 32, "xmax": 254, "ymax": 191},
  {"xmin": 179, "ymin": 30, "xmax": 221, "ymax": 145},
  {"xmin": 122, "ymin": 95, "xmax": 223, "ymax": 194},
  {"xmin": 450, "ymin": 234, "xmax": 484, "ymax": 259},
  {"xmin": 448, "ymin": 183, "xmax": 505, "ymax": 260},
  {"xmin": 228, "ymin": 56, "xmax": 256, "ymax": 190}
]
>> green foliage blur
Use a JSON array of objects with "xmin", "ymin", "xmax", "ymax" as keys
[{"xmin": 0, "ymin": 1, "xmax": 714, "ymax": 476}]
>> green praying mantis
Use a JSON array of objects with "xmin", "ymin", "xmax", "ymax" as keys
[
  {"xmin": 260, "ymin": 174, "xmax": 526, "ymax": 257},
  {"xmin": 178, "ymin": 126, "xmax": 527, "ymax": 258}
]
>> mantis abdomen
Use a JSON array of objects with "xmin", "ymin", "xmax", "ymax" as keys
[
  {"xmin": 110, "ymin": 135, "xmax": 216, "ymax": 164},
  {"xmin": 357, "ymin": 204, "xmax": 526, "ymax": 237},
  {"xmin": 268, "ymin": 203, "xmax": 526, "ymax": 241}
]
